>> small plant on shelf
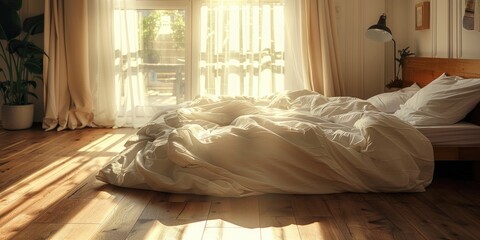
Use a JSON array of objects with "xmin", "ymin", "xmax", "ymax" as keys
[{"xmin": 386, "ymin": 47, "xmax": 415, "ymax": 88}]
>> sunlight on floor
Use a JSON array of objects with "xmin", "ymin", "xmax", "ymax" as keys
[
  {"xmin": 78, "ymin": 133, "xmax": 130, "ymax": 153},
  {"xmin": 0, "ymin": 131, "xmax": 133, "ymax": 239}
]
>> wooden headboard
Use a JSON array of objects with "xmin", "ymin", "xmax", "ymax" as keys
[
  {"xmin": 401, "ymin": 57, "xmax": 480, "ymax": 162},
  {"xmin": 402, "ymin": 56, "xmax": 480, "ymax": 127},
  {"xmin": 402, "ymin": 57, "xmax": 480, "ymax": 87}
]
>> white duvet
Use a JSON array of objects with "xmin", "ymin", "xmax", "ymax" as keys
[{"xmin": 97, "ymin": 90, "xmax": 434, "ymax": 197}]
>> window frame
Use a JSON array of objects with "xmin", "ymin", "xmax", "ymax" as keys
[{"xmin": 114, "ymin": 0, "xmax": 193, "ymax": 99}]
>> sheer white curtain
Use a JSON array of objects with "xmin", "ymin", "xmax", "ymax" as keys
[
  {"xmin": 196, "ymin": 0, "xmax": 307, "ymax": 97},
  {"xmin": 111, "ymin": 2, "xmax": 155, "ymax": 127},
  {"xmin": 88, "ymin": 0, "xmax": 117, "ymax": 127},
  {"xmin": 90, "ymin": 0, "xmax": 160, "ymax": 128},
  {"xmin": 284, "ymin": 0, "xmax": 309, "ymax": 90}
]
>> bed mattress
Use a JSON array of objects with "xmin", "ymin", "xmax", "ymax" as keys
[{"xmin": 416, "ymin": 122, "xmax": 480, "ymax": 146}]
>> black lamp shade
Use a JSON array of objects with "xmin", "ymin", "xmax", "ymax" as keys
[{"xmin": 366, "ymin": 14, "xmax": 393, "ymax": 42}]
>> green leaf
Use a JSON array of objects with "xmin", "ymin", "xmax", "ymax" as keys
[
  {"xmin": 7, "ymin": 38, "xmax": 24, "ymax": 54},
  {"xmin": 28, "ymin": 92, "xmax": 38, "ymax": 101},
  {"xmin": 27, "ymin": 80, "xmax": 37, "ymax": 89},
  {"xmin": 33, "ymin": 75, "xmax": 43, "ymax": 82},
  {"xmin": 24, "ymin": 58, "xmax": 43, "ymax": 74},
  {"xmin": 1, "ymin": 0, "xmax": 23, "ymax": 11},
  {"xmin": 26, "ymin": 42, "xmax": 46, "ymax": 56},
  {"xmin": 0, "ymin": 1, "xmax": 22, "ymax": 40},
  {"xmin": 0, "ymin": 24, "xmax": 7, "ymax": 40},
  {"xmin": 23, "ymin": 14, "xmax": 44, "ymax": 35}
]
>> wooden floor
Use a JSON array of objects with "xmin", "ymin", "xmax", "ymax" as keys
[{"xmin": 1, "ymin": 125, "xmax": 479, "ymax": 240}]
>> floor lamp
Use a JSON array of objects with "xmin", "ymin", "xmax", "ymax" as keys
[{"xmin": 365, "ymin": 14, "xmax": 401, "ymax": 88}]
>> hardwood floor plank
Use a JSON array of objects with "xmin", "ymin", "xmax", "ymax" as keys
[
  {"xmin": 326, "ymin": 197, "xmax": 401, "ymax": 240},
  {"xmin": 258, "ymin": 195, "xmax": 301, "ymax": 240},
  {"xmin": 67, "ymin": 176, "xmax": 128, "ymax": 200},
  {"xmin": 202, "ymin": 227, "xmax": 261, "ymax": 240},
  {"xmin": 167, "ymin": 193, "xmax": 210, "ymax": 203},
  {"xmin": 417, "ymin": 188, "xmax": 480, "ymax": 238},
  {"xmin": 0, "ymin": 130, "xmax": 81, "ymax": 190},
  {"xmin": 13, "ymin": 223, "xmax": 99, "ymax": 240},
  {"xmin": 34, "ymin": 197, "xmax": 121, "ymax": 224},
  {"xmin": 1, "ymin": 159, "xmax": 110, "ymax": 238},
  {"xmin": 0, "ymin": 127, "xmax": 135, "ymax": 239},
  {"xmin": 177, "ymin": 202, "xmax": 211, "ymax": 220},
  {"xmin": 296, "ymin": 217, "xmax": 348, "ymax": 240},
  {"xmin": 0, "ymin": 129, "xmax": 58, "ymax": 161},
  {"xmin": 206, "ymin": 196, "xmax": 259, "ymax": 228},
  {"xmin": 381, "ymin": 193, "xmax": 479, "ymax": 239},
  {"xmin": 140, "ymin": 201, "xmax": 186, "ymax": 220},
  {"xmin": 260, "ymin": 216, "xmax": 301, "ymax": 240},
  {"xmin": 451, "ymin": 181, "xmax": 480, "ymax": 207},
  {"xmin": 293, "ymin": 195, "xmax": 331, "ymax": 218},
  {"xmin": 363, "ymin": 196, "xmax": 427, "ymax": 240},
  {"xmin": 127, "ymin": 219, "xmax": 206, "ymax": 240},
  {"xmin": 0, "ymin": 128, "xmax": 128, "ymax": 199},
  {"xmin": 258, "ymin": 194, "xmax": 294, "ymax": 218},
  {"xmin": 96, "ymin": 188, "xmax": 155, "ymax": 240}
]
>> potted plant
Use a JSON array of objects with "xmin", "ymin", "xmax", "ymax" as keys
[
  {"xmin": 386, "ymin": 47, "xmax": 415, "ymax": 89},
  {"xmin": 0, "ymin": 0, "xmax": 45, "ymax": 130}
]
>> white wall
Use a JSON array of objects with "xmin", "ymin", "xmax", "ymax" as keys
[
  {"xmin": 336, "ymin": 0, "xmax": 390, "ymax": 98},
  {"xmin": 408, "ymin": 0, "xmax": 480, "ymax": 59},
  {"xmin": 335, "ymin": 0, "xmax": 480, "ymax": 100},
  {"xmin": 407, "ymin": 0, "xmax": 450, "ymax": 57},
  {"xmin": 452, "ymin": 0, "xmax": 480, "ymax": 58}
]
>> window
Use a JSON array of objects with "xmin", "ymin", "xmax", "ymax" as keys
[
  {"xmin": 114, "ymin": 1, "xmax": 188, "ymax": 110},
  {"xmin": 138, "ymin": 9, "xmax": 186, "ymax": 104},
  {"xmin": 114, "ymin": 0, "xmax": 286, "ymax": 109}
]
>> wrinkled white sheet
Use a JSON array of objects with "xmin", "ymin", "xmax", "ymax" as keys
[{"xmin": 97, "ymin": 90, "xmax": 434, "ymax": 197}]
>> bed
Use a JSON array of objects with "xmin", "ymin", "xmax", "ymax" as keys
[
  {"xmin": 96, "ymin": 57, "xmax": 480, "ymax": 197},
  {"xmin": 401, "ymin": 57, "xmax": 480, "ymax": 161}
]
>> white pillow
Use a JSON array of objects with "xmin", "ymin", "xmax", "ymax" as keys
[
  {"xmin": 394, "ymin": 74, "xmax": 480, "ymax": 125},
  {"xmin": 367, "ymin": 83, "xmax": 420, "ymax": 113}
]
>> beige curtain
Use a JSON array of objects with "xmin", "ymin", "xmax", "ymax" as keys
[
  {"xmin": 43, "ymin": 0, "xmax": 94, "ymax": 131},
  {"xmin": 302, "ymin": 0, "xmax": 345, "ymax": 96}
]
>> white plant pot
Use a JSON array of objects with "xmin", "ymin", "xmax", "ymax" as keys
[{"xmin": 1, "ymin": 104, "xmax": 35, "ymax": 130}]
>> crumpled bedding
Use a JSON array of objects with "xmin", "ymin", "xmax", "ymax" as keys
[{"xmin": 96, "ymin": 90, "xmax": 434, "ymax": 197}]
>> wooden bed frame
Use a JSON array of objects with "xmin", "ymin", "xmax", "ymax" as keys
[{"xmin": 402, "ymin": 57, "xmax": 480, "ymax": 161}]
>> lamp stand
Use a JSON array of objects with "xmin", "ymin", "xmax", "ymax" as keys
[{"xmin": 392, "ymin": 38, "xmax": 397, "ymax": 81}]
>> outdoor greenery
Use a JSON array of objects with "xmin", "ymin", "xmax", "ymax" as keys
[
  {"xmin": 0, "ymin": 0, "xmax": 45, "ymax": 105},
  {"xmin": 140, "ymin": 10, "xmax": 185, "ymax": 63},
  {"xmin": 140, "ymin": 11, "xmax": 162, "ymax": 62},
  {"xmin": 170, "ymin": 11, "xmax": 185, "ymax": 50}
]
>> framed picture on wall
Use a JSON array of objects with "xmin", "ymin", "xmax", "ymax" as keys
[{"xmin": 415, "ymin": 2, "xmax": 430, "ymax": 30}]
